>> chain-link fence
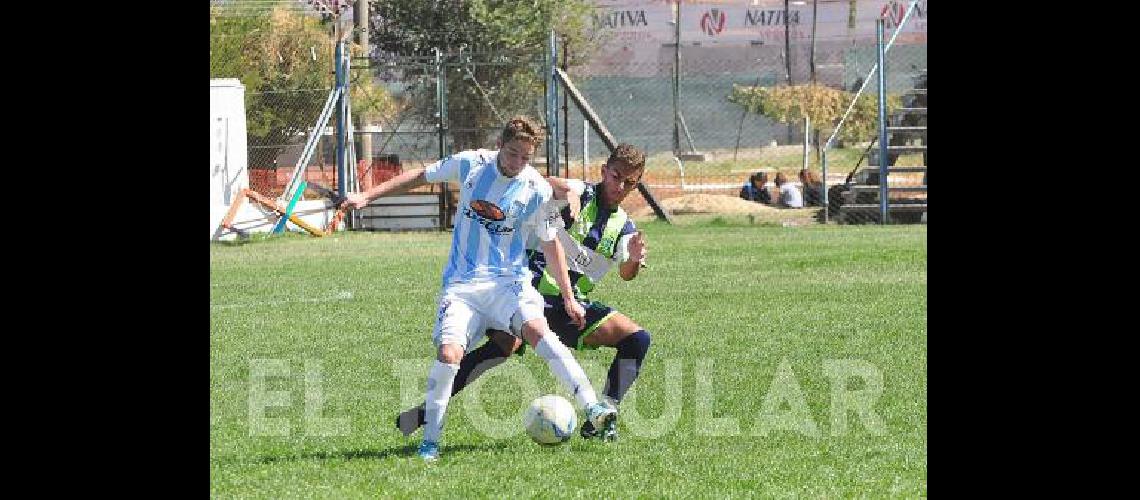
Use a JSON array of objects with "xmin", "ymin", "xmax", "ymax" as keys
[
  {"xmin": 821, "ymin": 0, "xmax": 927, "ymax": 224},
  {"xmin": 211, "ymin": 0, "xmax": 925, "ymax": 224},
  {"xmin": 557, "ymin": 0, "xmax": 927, "ymax": 221},
  {"xmin": 211, "ymin": 1, "xmax": 340, "ymax": 200},
  {"xmin": 241, "ymin": 88, "xmax": 339, "ymax": 198},
  {"xmin": 356, "ymin": 54, "xmax": 548, "ymax": 173}
]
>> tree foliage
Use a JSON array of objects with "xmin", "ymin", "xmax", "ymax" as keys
[
  {"xmin": 729, "ymin": 83, "xmax": 901, "ymax": 146},
  {"xmin": 210, "ymin": 4, "xmax": 393, "ymax": 167},
  {"xmin": 369, "ymin": 0, "xmax": 598, "ymax": 150}
]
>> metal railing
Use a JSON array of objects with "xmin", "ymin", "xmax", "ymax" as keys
[{"xmin": 820, "ymin": 0, "xmax": 922, "ymax": 224}]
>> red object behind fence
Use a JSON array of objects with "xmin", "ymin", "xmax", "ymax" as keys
[{"xmin": 247, "ymin": 156, "xmax": 402, "ymax": 199}]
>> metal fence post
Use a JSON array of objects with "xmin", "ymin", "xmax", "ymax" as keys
[
  {"xmin": 582, "ymin": 119, "xmax": 589, "ymax": 180},
  {"xmin": 546, "ymin": 29, "xmax": 560, "ymax": 177},
  {"xmin": 876, "ymin": 18, "xmax": 888, "ymax": 225},
  {"xmin": 435, "ymin": 48, "xmax": 446, "ymax": 160},
  {"xmin": 335, "ymin": 37, "xmax": 347, "ymax": 198},
  {"xmin": 673, "ymin": 1, "xmax": 681, "ymax": 156},
  {"xmin": 821, "ymin": 148, "xmax": 829, "ymax": 223}
]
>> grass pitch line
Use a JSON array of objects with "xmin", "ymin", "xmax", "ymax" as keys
[{"xmin": 210, "ymin": 290, "xmax": 353, "ymax": 310}]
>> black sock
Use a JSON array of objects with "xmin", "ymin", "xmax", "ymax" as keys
[
  {"xmin": 413, "ymin": 341, "xmax": 510, "ymax": 426},
  {"xmin": 604, "ymin": 330, "xmax": 652, "ymax": 403},
  {"xmin": 451, "ymin": 340, "xmax": 509, "ymax": 398}
]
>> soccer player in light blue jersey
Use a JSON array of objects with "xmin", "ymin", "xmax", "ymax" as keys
[
  {"xmin": 395, "ymin": 143, "xmax": 653, "ymax": 442},
  {"xmin": 344, "ymin": 116, "xmax": 617, "ymax": 462}
]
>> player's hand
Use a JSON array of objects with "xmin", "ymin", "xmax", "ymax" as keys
[
  {"xmin": 629, "ymin": 231, "xmax": 648, "ymax": 266},
  {"xmin": 564, "ymin": 297, "xmax": 586, "ymax": 330},
  {"xmin": 343, "ymin": 192, "xmax": 369, "ymax": 210}
]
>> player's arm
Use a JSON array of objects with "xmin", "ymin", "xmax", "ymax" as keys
[
  {"xmin": 539, "ymin": 236, "xmax": 586, "ymax": 329},
  {"xmin": 544, "ymin": 176, "xmax": 585, "ymax": 222},
  {"xmin": 618, "ymin": 230, "xmax": 647, "ymax": 281},
  {"xmin": 545, "ymin": 175, "xmax": 573, "ymax": 200},
  {"xmin": 344, "ymin": 168, "xmax": 428, "ymax": 209}
]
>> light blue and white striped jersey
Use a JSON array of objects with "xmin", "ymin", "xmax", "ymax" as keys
[{"xmin": 424, "ymin": 149, "xmax": 556, "ymax": 287}]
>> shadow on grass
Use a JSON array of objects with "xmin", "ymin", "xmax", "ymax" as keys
[
  {"xmin": 210, "ymin": 230, "xmax": 308, "ymax": 247},
  {"xmin": 210, "ymin": 227, "xmax": 261, "ymax": 246},
  {"xmin": 253, "ymin": 442, "xmax": 507, "ymax": 464}
]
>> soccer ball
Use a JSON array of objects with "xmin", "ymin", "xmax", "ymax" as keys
[{"xmin": 523, "ymin": 395, "xmax": 577, "ymax": 445}]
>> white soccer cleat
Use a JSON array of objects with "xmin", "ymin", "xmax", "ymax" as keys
[{"xmin": 584, "ymin": 401, "xmax": 618, "ymax": 442}]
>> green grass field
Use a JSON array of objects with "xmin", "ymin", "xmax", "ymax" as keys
[{"xmin": 210, "ymin": 221, "xmax": 927, "ymax": 498}]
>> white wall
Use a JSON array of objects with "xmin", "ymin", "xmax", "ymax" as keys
[{"xmin": 210, "ymin": 79, "xmax": 250, "ymax": 239}]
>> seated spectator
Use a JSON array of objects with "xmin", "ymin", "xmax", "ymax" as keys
[
  {"xmin": 774, "ymin": 172, "xmax": 803, "ymax": 208},
  {"xmin": 799, "ymin": 168, "xmax": 824, "ymax": 207},
  {"xmin": 739, "ymin": 171, "xmax": 772, "ymax": 204}
]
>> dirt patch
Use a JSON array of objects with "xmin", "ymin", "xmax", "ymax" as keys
[
  {"xmin": 629, "ymin": 193, "xmax": 823, "ymax": 226},
  {"xmin": 630, "ymin": 193, "xmax": 779, "ymax": 217}
]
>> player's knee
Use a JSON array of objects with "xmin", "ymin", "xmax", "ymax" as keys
[
  {"xmin": 520, "ymin": 319, "xmax": 547, "ymax": 345},
  {"xmin": 618, "ymin": 329, "xmax": 651, "ymax": 359},
  {"xmin": 438, "ymin": 344, "xmax": 464, "ymax": 364}
]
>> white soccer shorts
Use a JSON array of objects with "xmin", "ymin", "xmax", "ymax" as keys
[{"xmin": 432, "ymin": 277, "xmax": 546, "ymax": 351}]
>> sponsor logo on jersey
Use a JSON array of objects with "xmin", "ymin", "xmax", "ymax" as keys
[
  {"xmin": 469, "ymin": 200, "xmax": 505, "ymax": 221},
  {"xmin": 465, "ymin": 200, "xmax": 513, "ymax": 234}
]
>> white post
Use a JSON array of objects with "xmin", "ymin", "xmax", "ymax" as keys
[
  {"xmin": 674, "ymin": 156, "xmax": 686, "ymax": 190},
  {"xmin": 802, "ymin": 116, "xmax": 810, "ymax": 173},
  {"xmin": 582, "ymin": 119, "xmax": 589, "ymax": 181}
]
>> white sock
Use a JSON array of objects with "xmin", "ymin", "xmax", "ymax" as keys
[
  {"xmin": 534, "ymin": 334, "xmax": 598, "ymax": 409},
  {"xmin": 422, "ymin": 360, "xmax": 460, "ymax": 444}
]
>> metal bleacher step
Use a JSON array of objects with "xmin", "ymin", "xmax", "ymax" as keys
[
  {"xmin": 841, "ymin": 203, "xmax": 928, "ymax": 212},
  {"xmin": 904, "ymin": 88, "xmax": 927, "ymax": 95},
  {"xmin": 850, "ymin": 185, "xmax": 928, "ymax": 193},
  {"xmin": 864, "ymin": 166, "xmax": 928, "ymax": 173},
  {"xmin": 886, "ymin": 145, "xmax": 926, "ymax": 152},
  {"xmin": 898, "ymin": 107, "xmax": 927, "ymax": 114},
  {"xmin": 357, "ymin": 193, "xmax": 446, "ymax": 231},
  {"xmin": 887, "ymin": 126, "xmax": 926, "ymax": 131}
]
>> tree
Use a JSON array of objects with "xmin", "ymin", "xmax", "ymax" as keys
[
  {"xmin": 368, "ymin": 0, "xmax": 598, "ymax": 151},
  {"xmin": 210, "ymin": 4, "xmax": 393, "ymax": 169},
  {"xmin": 729, "ymin": 83, "xmax": 901, "ymax": 160}
]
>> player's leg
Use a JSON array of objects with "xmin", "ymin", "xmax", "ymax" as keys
[
  {"xmin": 581, "ymin": 311, "xmax": 652, "ymax": 404},
  {"xmin": 451, "ymin": 330, "xmax": 521, "ymax": 399},
  {"xmin": 545, "ymin": 299, "xmax": 649, "ymax": 439},
  {"xmin": 540, "ymin": 297, "xmax": 651, "ymax": 404},
  {"xmin": 396, "ymin": 330, "xmax": 522, "ymax": 436},
  {"xmin": 418, "ymin": 297, "xmax": 485, "ymax": 461},
  {"xmin": 511, "ymin": 289, "xmax": 617, "ymax": 441}
]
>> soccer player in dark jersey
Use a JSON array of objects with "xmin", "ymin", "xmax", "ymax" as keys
[{"xmin": 396, "ymin": 143, "xmax": 652, "ymax": 441}]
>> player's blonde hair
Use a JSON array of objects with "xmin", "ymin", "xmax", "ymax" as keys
[{"xmin": 500, "ymin": 116, "xmax": 544, "ymax": 148}]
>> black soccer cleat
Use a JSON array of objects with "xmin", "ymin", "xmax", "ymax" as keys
[
  {"xmin": 580, "ymin": 419, "xmax": 598, "ymax": 439},
  {"xmin": 396, "ymin": 406, "xmax": 426, "ymax": 437}
]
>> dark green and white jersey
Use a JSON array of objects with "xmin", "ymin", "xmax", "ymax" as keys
[{"xmin": 529, "ymin": 180, "xmax": 638, "ymax": 299}]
